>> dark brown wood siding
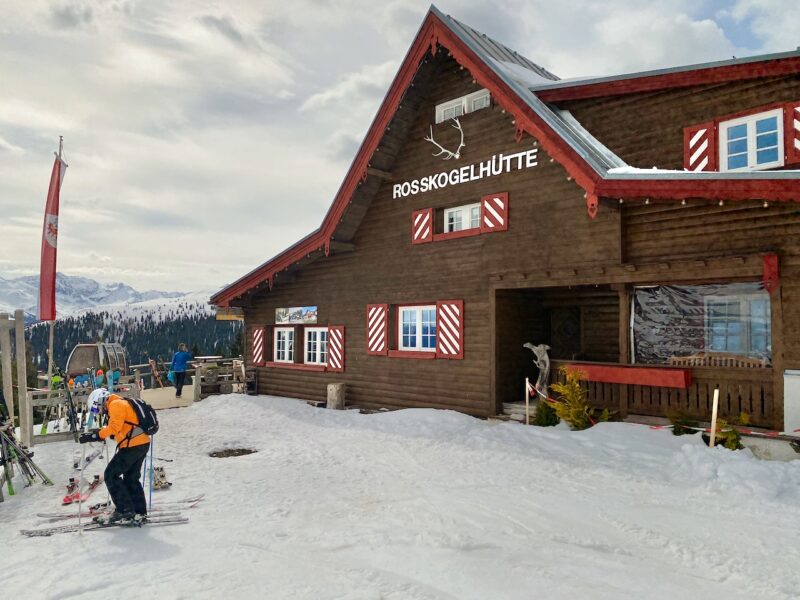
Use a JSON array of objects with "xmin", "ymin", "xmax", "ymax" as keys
[{"xmin": 558, "ymin": 75, "xmax": 800, "ymax": 169}]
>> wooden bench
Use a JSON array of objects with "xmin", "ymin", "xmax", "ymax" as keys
[{"xmin": 668, "ymin": 352, "xmax": 767, "ymax": 368}]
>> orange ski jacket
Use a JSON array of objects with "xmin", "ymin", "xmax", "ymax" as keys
[{"xmin": 99, "ymin": 394, "xmax": 150, "ymax": 449}]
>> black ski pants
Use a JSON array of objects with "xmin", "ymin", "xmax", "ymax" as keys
[
  {"xmin": 175, "ymin": 371, "xmax": 187, "ymax": 397},
  {"xmin": 105, "ymin": 443, "xmax": 150, "ymax": 515}
]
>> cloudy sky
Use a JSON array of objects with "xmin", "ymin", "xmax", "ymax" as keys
[{"xmin": 1, "ymin": 0, "xmax": 797, "ymax": 293}]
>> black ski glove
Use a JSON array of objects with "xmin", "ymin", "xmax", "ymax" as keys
[{"xmin": 79, "ymin": 430, "xmax": 101, "ymax": 444}]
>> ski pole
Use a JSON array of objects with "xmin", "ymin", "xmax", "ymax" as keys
[
  {"xmin": 77, "ymin": 443, "xmax": 87, "ymax": 535},
  {"xmin": 148, "ymin": 438, "xmax": 154, "ymax": 512}
]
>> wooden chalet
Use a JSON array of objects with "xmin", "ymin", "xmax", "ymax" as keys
[{"xmin": 212, "ymin": 6, "xmax": 800, "ymax": 430}]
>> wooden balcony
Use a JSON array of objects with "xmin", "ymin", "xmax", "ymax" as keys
[{"xmin": 551, "ymin": 360, "xmax": 775, "ymax": 428}]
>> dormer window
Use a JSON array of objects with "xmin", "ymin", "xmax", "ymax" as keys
[
  {"xmin": 719, "ymin": 109, "xmax": 784, "ymax": 172},
  {"xmin": 435, "ymin": 89, "xmax": 491, "ymax": 124}
]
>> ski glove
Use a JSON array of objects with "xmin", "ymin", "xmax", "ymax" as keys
[{"xmin": 79, "ymin": 430, "xmax": 101, "ymax": 444}]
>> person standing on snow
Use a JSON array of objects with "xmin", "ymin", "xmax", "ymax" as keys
[
  {"xmin": 170, "ymin": 343, "xmax": 192, "ymax": 398},
  {"xmin": 80, "ymin": 388, "xmax": 150, "ymax": 524}
]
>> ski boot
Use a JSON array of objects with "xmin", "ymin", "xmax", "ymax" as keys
[
  {"xmin": 153, "ymin": 466, "xmax": 172, "ymax": 489},
  {"xmin": 93, "ymin": 510, "xmax": 135, "ymax": 525}
]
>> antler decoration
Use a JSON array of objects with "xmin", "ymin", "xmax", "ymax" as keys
[{"xmin": 424, "ymin": 118, "xmax": 465, "ymax": 160}]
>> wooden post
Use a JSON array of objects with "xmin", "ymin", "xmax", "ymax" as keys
[
  {"xmin": 15, "ymin": 311, "xmax": 30, "ymax": 447},
  {"xmin": 46, "ymin": 321, "xmax": 55, "ymax": 390},
  {"xmin": 0, "ymin": 314, "xmax": 14, "ymax": 425},
  {"xmin": 327, "ymin": 383, "xmax": 345, "ymax": 410},
  {"xmin": 192, "ymin": 366, "xmax": 203, "ymax": 402},
  {"xmin": 709, "ymin": 387, "xmax": 720, "ymax": 448},
  {"xmin": 524, "ymin": 377, "xmax": 530, "ymax": 425},
  {"xmin": 770, "ymin": 281, "xmax": 785, "ymax": 430}
]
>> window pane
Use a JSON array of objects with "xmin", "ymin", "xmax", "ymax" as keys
[
  {"xmin": 402, "ymin": 310, "xmax": 417, "ymax": 348},
  {"xmin": 421, "ymin": 309, "xmax": 437, "ymax": 349},
  {"xmin": 727, "ymin": 124, "xmax": 747, "ymax": 140},
  {"xmin": 727, "ymin": 138, "xmax": 748, "ymax": 155},
  {"xmin": 756, "ymin": 131, "xmax": 778, "ymax": 149},
  {"xmin": 757, "ymin": 147, "xmax": 779, "ymax": 164},
  {"xmin": 727, "ymin": 154, "xmax": 748, "ymax": 170},
  {"xmin": 470, "ymin": 206, "xmax": 480, "ymax": 229},
  {"xmin": 755, "ymin": 116, "xmax": 777, "ymax": 134}
]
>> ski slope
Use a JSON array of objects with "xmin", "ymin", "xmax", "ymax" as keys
[{"xmin": 2, "ymin": 395, "xmax": 800, "ymax": 599}]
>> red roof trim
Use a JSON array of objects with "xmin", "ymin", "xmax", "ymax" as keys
[
  {"xmin": 596, "ymin": 177, "xmax": 800, "ymax": 201},
  {"xmin": 537, "ymin": 56, "xmax": 800, "ymax": 102}
]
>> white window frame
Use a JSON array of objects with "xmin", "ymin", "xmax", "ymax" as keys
[
  {"xmin": 398, "ymin": 305, "xmax": 437, "ymax": 352},
  {"xmin": 703, "ymin": 294, "xmax": 771, "ymax": 357},
  {"xmin": 435, "ymin": 89, "xmax": 491, "ymax": 124},
  {"xmin": 304, "ymin": 327, "xmax": 328, "ymax": 366},
  {"xmin": 443, "ymin": 203, "xmax": 481, "ymax": 233},
  {"xmin": 273, "ymin": 327, "xmax": 295, "ymax": 363},
  {"xmin": 718, "ymin": 108, "xmax": 784, "ymax": 172}
]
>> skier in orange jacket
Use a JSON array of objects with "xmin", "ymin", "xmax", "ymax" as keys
[{"xmin": 80, "ymin": 389, "xmax": 150, "ymax": 524}]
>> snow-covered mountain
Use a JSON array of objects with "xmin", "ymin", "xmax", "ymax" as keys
[{"xmin": 0, "ymin": 273, "xmax": 186, "ymax": 320}]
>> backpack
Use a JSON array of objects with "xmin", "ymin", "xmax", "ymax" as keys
[{"xmin": 125, "ymin": 397, "xmax": 160, "ymax": 436}]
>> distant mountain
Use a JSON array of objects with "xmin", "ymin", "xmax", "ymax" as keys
[
  {"xmin": 0, "ymin": 273, "xmax": 242, "ymax": 372},
  {"xmin": 25, "ymin": 291, "xmax": 242, "ymax": 373},
  {"xmin": 0, "ymin": 272, "xmax": 185, "ymax": 320}
]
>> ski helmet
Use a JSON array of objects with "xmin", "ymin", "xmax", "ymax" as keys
[{"xmin": 87, "ymin": 388, "xmax": 111, "ymax": 414}]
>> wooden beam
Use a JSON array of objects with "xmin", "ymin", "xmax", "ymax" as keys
[
  {"xmin": 0, "ymin": 314, "xmax": 14, "ymax": 425},
  {"xmin": 366, "ymin": 167, "xmax": 393, "ymax": 180},
  {"xmin": 566, "ymin": 363, "xmax": 692, "ymax": 389},
  {"xmin": 329, "ymin": 241, "xmax": 356, "ymax": 253},
  {"xmin": 14, "ymin": 310, "xmax": 29, "ymax": 447}
]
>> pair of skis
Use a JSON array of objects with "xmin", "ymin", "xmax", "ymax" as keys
[{"xmin": 23, "ymin": 494, "xmax": 204, "ymax": 537}]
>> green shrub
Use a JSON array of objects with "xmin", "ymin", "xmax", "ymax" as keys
[
  {"xmin": 667, "ymin": 410, "xmax": 700, "ymax": 436},
  {"xmin": 531, "ymin": 398, "xmax": 560, "ymax": 427},
  {"xmin": 549, "ymin": 368, "xmax": 609, "ymax": 431}
]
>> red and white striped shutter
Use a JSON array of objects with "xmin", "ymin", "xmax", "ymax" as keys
[
  {"xmin": 327, "ymin": 326, "xmax": 345, "ymax": 372},
  {"xmin": 411, "ymin": 208, "xmax": 433, "ymax": 244},
  {"xmin": 784, "ymin": 101, "xmax": 800, "ymax": 164},
  {"xmin": 435, "ymin": 300, "xmax": 464, "ymax": 360},
  {"xmin": 683, "ymin": 121, "xmax": 717, "ymax": 171},
  {"xmin": 480, "ymin": 192, "xmax": 509, "ymax": 233},
  {"xmin": 252, "ymin": 325, "xmax": 266, "ymax": 366},
  {"xmin": 366, "ymin": 304, "xmax": 389, "ymax": 355}
]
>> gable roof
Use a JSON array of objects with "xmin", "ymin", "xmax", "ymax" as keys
[{"xmin": 211, "ymin": 5, "xmax": 800, "ymax": 307}]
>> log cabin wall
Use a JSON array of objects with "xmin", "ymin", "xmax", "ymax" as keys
[
  {"xmin": 242, "ymin": 54, "xmax": 621, "ymax": 416},
  {"xmin": 557, "ymin": 75, "xmax": 800, "ymax": 169}
]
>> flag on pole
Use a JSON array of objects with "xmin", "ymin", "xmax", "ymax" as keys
[{"xmin": 38, "ymin": 142, "xmax": 67, "ymax": 321}]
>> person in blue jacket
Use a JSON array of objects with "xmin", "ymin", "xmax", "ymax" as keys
[{"xmin": 171, "ymin": 343, "xmax": 193, "ymax": 398}]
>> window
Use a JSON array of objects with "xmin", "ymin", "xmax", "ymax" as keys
[
  {"xmin": 719, "ymin": 109, "xmax": 784, "ymax": 172},
  {"xmin": 435, "ymin": 89, "xmax": 491, "ymax": 124},
  {"xmin": 398, "ymin": 306, "xmax": 437, "ymax": 351},
  {"xmin": 274, "ymin": 327, "xmax": 294, "ymax": 363},
  {"xmin": 705, "ymin": 296, "xmax": 771, "ymax": 356},
  {"xmin": 305, "ymin": 327, "xmax": 328, "ymax": 365},
  {"xmin": 444, "ymin": 203, "xmax": 480, "ymax": 232}
]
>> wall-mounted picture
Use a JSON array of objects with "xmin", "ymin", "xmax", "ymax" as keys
[{"xmin": 275, "ymin": 306, "xmax": 318, "ymax": 324}]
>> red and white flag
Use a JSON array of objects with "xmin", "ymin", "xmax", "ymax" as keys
[{"xmin": 38, "ymin": 149, "xmax": 67, "ymax": 321}]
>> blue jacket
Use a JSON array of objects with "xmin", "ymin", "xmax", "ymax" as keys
[{"xmin": 171, "ymin": 351, "xmax": 192, "ymax": 373}]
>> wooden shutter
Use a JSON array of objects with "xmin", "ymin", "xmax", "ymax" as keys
[
  {"xmin": 683, "ymin": 121, "xmax": 717, "ymax": 171},
  {"xmin": 366, "ymin": 304, "xmax": 389, "ymax": 355},
  {"xmin": 411, "ymin": 208, "xmax": 433, "ymax": 244},
  {"xmin": 252, "ymin": 325, "xmax": 266, "ymax": 366},
  {"xmin": 785, "ymin": 101, "xmax": 800, "ymax": 164},
  {"xmin": 327, "ymin": 326, "xmax": 345, "ymax": 372},
  {"xmin": 435, "ymin": 300, "xmax": 464, "ymax": 360},
  {"xmin": 480, "ymin": 192, "xmax": 509, "ymax": 233}
]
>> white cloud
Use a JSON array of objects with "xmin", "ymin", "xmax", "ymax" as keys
[{"xmin": 726, "ymin": 0, "xmax": 800, "ymax": 51}]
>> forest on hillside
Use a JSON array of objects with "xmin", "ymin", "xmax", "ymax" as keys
[{"xmin": 27, "ymin": 305, "xmax": 243, "ymax": 372}]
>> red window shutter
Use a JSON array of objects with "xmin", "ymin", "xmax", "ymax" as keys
[
  {"xmin": 480, "ymin": 192, "xmax": 509, "ymax": 233},
  {"xmin": 327, "ymin": 326, "xmax": 345, "ymax": 372},
  {"xmin": 252, "ymin": 325, "xmax": 266, "ymax": 366},
  {"xmin": 411, "ymin": 208, "xmax": 433, "ymax": 244},
  {"xmin": 435, "ymin": 300, "xmax": 464, "ymax": 360},
  {"xmin": 683, "ymin": 121, "xmax": 717, "ymax": 171},
  {"xmin": 366, "ymin": 304, "xmax": 389, "ymax": 355},
  {"xmin": 785, "ymin": 101, "xmax": 800, "ymax": 164}
]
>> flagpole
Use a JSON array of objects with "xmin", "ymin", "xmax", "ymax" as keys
[{"xmin": 45, "ymin": 136, "xmax": 63, "ymax": 389}]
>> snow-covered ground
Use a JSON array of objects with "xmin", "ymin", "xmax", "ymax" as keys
[{"xmin": 3, "ymin": 395, "xmax": 800, "ymax": 599}]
